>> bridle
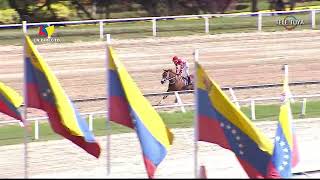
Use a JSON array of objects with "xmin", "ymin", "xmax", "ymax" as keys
[{"xmin": 162, "ymin": 70, "xmax": 177, "ymax": 84}]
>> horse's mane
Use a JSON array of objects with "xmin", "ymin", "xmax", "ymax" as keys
[
  {"xmin": 164, "ymin": 69, "xmax": 174, "ymax": 73},
  {"xmin": 164, "ymin": 68, "xmax": 180, "ymax": 77}
]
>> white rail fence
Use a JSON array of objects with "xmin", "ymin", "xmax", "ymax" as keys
[
  {"xmin": 1, "ymin": 89, "xmax": 319, "ymax": 140},
  {"xmin": 0, "ymin": 9, "xmax": 319, "ymax": 39}
]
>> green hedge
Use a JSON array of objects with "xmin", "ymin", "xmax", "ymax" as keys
[{"xmin": 0, "ymin": 9, "xmax": 20, "ymax": 24}]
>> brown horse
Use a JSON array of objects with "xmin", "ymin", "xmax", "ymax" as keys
[{"xmin": 157, "ymin": 69, "xmax": 194, "ymax": 105}]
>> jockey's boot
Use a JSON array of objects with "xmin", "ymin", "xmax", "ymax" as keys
[{"xmin": 187, "ymin": 76, "xmax": 191, "ymax": 85}]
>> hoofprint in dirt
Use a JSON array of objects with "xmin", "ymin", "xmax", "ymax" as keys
[
  {"xmin": 1, "ymin": 30, "xmax": 320, "ymax": 118},
  {"xmin": 0, "ymin": 118, "xmax": 319, "ymax": 178}
]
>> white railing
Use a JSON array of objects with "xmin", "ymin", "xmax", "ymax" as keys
[
  {"xmin": 1, "ymin": 91, "xmax": 320, "ymax": 140},
  {"xmin": 0, "ymin": 9, "xmax": 319, "ymax": 39}
]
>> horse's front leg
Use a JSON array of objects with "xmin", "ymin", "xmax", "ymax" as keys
[
  {"xmin": 157, "ymin": 88, "xmax": 170, "ymax": 105},
  {"xmin": 156, "ymin": 95, "xmax": 168, "ymax": 105}
]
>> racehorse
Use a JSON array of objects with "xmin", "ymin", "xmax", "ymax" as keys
[{"xmin": 157, "ymin": 69, "xmax": 194, "ymax": 105}]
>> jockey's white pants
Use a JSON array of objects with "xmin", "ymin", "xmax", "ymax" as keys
[{"xmin": 181, "ymin": 63, "xmax": 190, "ymax": 79}]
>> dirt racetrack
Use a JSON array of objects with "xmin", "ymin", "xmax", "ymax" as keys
[
  {"xmin": 0, "ymin": 29, "xmax": 320, "ymax": 178},
  {"xmin": 1, "ymin": 30, "xmax": 320, "ymax": 116}
]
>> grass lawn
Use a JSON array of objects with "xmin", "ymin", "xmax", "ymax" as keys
[{"xmin": 0, "ymin": 100, "xmax": 319, "ymax": 146}]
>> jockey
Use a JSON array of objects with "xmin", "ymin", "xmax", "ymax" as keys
[{"xmin": 172, "ymin": 56, "xmax": 191, "ymax": 85}]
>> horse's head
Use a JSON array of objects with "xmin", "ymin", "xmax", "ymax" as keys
[
  {"xmin": 161, "ymin": 69, "xmax": 176, "ymax": 84},
  {"xmin": 161, "ymin": 69, "xmax": 169, "ymax": 84}
]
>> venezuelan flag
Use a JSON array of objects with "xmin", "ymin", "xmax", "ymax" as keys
[
  {"xmin": 108, "ymin": 48, "xmax": 133, "ymax": 128},
  {"xmin": 0, "ymin": 82, "xmax": 22, "ymax": 121},
  {"xmin": 196, "ymin": 62, "xmax": 274, "ymax": 178},
  {"xmin": 24, "ymin": 35, "xmax": 101, "ymax": 158},
  {"xmin": 107, "ymin": 46, "xmax": 174, "ymax": 178},
  {"xmin": 267, "ymin": 70, "xmax": 299, "ymax": 178}
]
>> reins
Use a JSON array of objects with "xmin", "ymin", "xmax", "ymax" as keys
[{"xmin": 164, "ymin": 70, "xmax": 177, "ymax": 84}]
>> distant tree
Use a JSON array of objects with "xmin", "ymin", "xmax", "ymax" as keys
[
  {"xmin": 5, "ymin": 0, "xmax": 238, "ymax": 22},
  {"xmin": 131, "ymin": 0, "xmax": 234, "ymax": 16},
  {"xmin": 70, "ymin": 0, "xmax": 94, "ymax": 19},
  {"xmin": 252, "ymin": 0, "xmax": 258, "ymax": 12},
  {"xmin": 275, "ymin": 0, "xmax": 285, "ymax": 11},
  {"xmin": 269, "ymin": 0, "xmax": 297, "ymax": 11},
  {"xmin": 167, "ymin": 0, "xmax": 178, "ymax": 15},
  {"xmin": 7, "ymin": 0, "xmax": 75, "ymax": 22},
  {"xmin": 8, "ymin": 0, "xmax": 36, "ymax": 21},
  {"xmin": 134, "ymin": 0, "xmax": 159, "ymax": 16},
  {"xmin": 192, "ymin": 0, "xmax": 234, "ymax": 14},
  {"xmin": 289, "ymin": 0, "xmax": 296, "ymax": 10},
  {"xmin": 7, "ymin": 0, "xmax": 95, "ymax": 22}
]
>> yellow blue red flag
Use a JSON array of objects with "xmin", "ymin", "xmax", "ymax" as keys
[
  {"xmin": 0, "ymin": 82, "xmax": 22, "ymax": 121},
  {"xmin": 196, "ymin": 62, "xmax": 274, "ymax": 178},
  {"xmin": 24, "ymin": 35, "xmax": 101, "ymax": 158},
  {"xmin": 107, "ymin": 46, "xmax": 174, "ymax": 178},
  {"xmin": 266, "ymin": 69, "xmax": 299, "ymax": 178}
]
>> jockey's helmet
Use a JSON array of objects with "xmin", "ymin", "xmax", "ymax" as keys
[{"xmin": 172, "ymin": 56, "xmax": 179, "ymax": 63}]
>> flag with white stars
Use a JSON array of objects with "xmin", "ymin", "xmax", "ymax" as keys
[
  {"xmin": 24, "ymin": 35, "xmax": 101, "ymax": 158},
  {"xmin": 195, "ymin": 62, "xmax": 274, "ymax": 178},
  {"xmin": 267, "ymin": 67, "xmax": 299, "ymax": 178}
]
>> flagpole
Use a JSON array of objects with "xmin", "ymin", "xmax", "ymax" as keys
[
  {"xmin": 105, "ymin": 34, "xmax": 111, "ymax": 176},
  {"xmin": 283, "ymin": 64, "xmax": 288, "ymax": 80},
  {"xmin": 283, "ymin": 64, "xmax": 294, "ymax": 103},
  {"xmin": 283, "ymin": 64, "xmax": 288, "ymax": 88},
  {"xmin": 193, "ymin": 49, "xmax": 199, "ymax": 178},
  {"xmin": 22, "ymin": 20, "xmax": 29, "ymax": 179}
]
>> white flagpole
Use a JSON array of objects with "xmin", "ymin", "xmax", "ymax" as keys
[
  {"xmin": 284, "ymin": 64, "xmax": 288, "ymax": 80},
  {"xmin": 283, "ymin": 64, "xmax": 288, "ymax": 89},
  {"xmin": 283, "ymin": 64, "xmax": 294, "ymax": 102},
  {"xmin": 22, "ymin": 20, "xmax": 29, "ymax": 179},
  {"xmin": 105, "ymin": 34, "xmax": 111, "ymax": 176},
  {"xmin": 193, "ymin": 49, "xmax": 199, "ymax": 178}
]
